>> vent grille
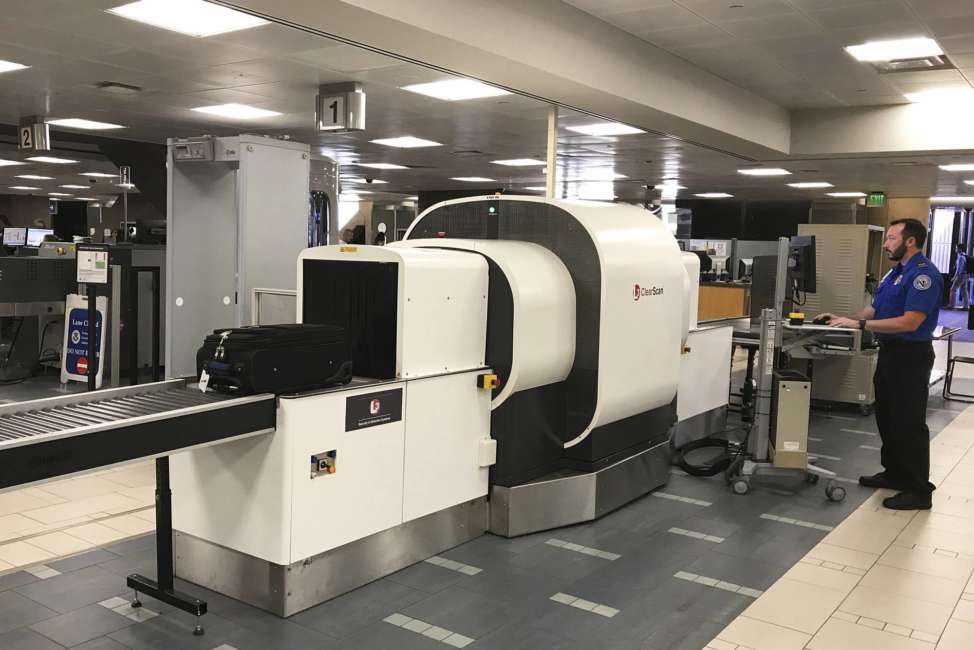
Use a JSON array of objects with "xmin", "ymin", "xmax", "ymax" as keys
[{"xmin": 872, "ymin": 55, "xmax": 954, "ymax": 73}]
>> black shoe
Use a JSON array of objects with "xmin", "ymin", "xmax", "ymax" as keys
[
  {"xmin": 858, "ymin": 472, "xmax": 904, "ymax": 490},
  {"xmin": 883, "ymin": 491, "xmax": 932, "ymax": 510}
]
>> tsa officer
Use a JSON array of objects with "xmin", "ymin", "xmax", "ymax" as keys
[{"xmin": 818, "ymin": 218, "xmax": 942, "ymax": 510}]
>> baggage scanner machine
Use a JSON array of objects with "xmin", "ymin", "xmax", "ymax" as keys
[{"xmin": 170, "ymin": 196, "xmax": 699, "ymax": 617}]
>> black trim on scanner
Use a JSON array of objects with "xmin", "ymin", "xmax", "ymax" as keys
[{"xmin": 0, "ymin": 399, "xmax": 276, "ymax": 490}]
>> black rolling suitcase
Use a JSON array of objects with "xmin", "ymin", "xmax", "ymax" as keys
[{"xmin": 196, "ymin": 324, "xmax": 353, "ymax": 395}]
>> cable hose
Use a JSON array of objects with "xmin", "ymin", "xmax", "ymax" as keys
[{"xmin": 672, "ymin": 437, "xmax": 737, "ymax": 477}]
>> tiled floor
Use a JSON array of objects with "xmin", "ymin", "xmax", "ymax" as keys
[{"xmin": 0, "ymin": 342, "xmax": 971, "ymax": 649}]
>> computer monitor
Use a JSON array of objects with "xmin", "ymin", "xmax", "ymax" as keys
[
  {"xmin": 789, "ymin": 235, "xmax": 817, "ymax": 294},
  {"xmin": 2, "ymin": 227, "xmax": 27, "ymax": 247},
  {"xmin": 26, "ymin": 228, "xmax": 54, "ymax": 247}
]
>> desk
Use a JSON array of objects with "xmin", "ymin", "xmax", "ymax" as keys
[
  {"xmin": 934, "ymin": 325, "xmax": 961, "ymax": 390},
  {"xmin": 698, "ymin": 283, "xmax": 749, "ymax": 322}
]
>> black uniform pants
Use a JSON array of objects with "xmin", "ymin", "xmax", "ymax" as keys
[{"xmin": 873, "ymin": 339, "xmax": 935, "ymax": 494}]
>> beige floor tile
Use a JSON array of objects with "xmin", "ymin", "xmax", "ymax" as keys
[
  {"xmin": 931, "ymin": 495, "xmax": 974, "ymax": 520},
  {"xmin": 65, "ymin": 522, "xmax": 130, "ymax": 546},
  {"xmin": 824, "ymin": 521, "xmax": 899, "ymax": 555},
  {"xmin": 806, "ymin": 542, "xmax": 880, "ymax": 571},
  {"xmin": 0, "ymin": 541, "xmax": 56, "ymax": 567},
  {"xmin": 0, "ymin": 513, "xmax": 42, "ymax": 538},
  {"xmin": 954, "ymin": 599, "xmax": 974, "ymax": 623},
  {"xmin": 716, "ymin": 615, "xmax": 811, "ymax": 650},
  {"xmin": 781, "ymin": 562, "xmax": 861, "ymax": 594},
  {"xmin": 33, "ymin": 476, "xmax": 130, "ymax": 501},
  {"xmin": 860, "ymin": 564, "xmax": 964, "ymax": 606},
  {"xmin": 808, "ymin": 618, "xmax": 934, "ymax": 650},
  {"xmin": 913, "ymin": 512, "xmax": 974, "ymax": 536},
  {"xmin": 100, "ymin": 514, "xmax": 154, "ymax": 535},
  {"xmin": 840, "ymin": 585, "xmax": 953, "ymax": 635},
  {"xmin": 22, "ymin": 493, "xmax": 143, "ymax": 525},
  {"xmin": 131, "ymin": 509, "xmax": 155, "ymax": 523},
  {"xmin": 897, "ymin": 525, "xmax": 974, "ymax": 556},
  {"xmin": 102, "ymin": 466, "xmax": 155, "ymax": 488},
  {"xmin": 938, "ymin": 482, "xmax": 974, "ymax": 500},
  {"xmin": 938, "ymin": 618, "xmax": 974, "ymax": 650},
  {"xmin": 28, "ymin": 532, "xmax": 93, "ymax": 557},
  {"xmin": 743, "ymin": 578, "xmax": 846, "ymax": 634},
  {"xmin": 878, "ymin": 545, "xmax": 974, "ymax": 583},
  {"xmin": 0, "ymin": 491, "xmax": 58, "ymax": 517}
]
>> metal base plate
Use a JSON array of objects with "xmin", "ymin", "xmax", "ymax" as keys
[
  {"xmin": 174, "ymin": 498, "xmax": 487, "ymax": 618},
  {"xmin": 489, "ymin": 441, "xmax": 671, "ymax": 537}
]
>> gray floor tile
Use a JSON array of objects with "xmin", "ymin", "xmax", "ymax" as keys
[
  {"xmin": 68, "ymin": 638, "xmax": 130, "ymax": 650},
  {"xmin": 0, "ymin": 627, "xmax": 64, "ymax": 650},
  {"xmin": 102, "ymin": 535, "xmax": 154, "ymax": 558},
  {"xmin": 29, "ymin": 604, "xmax": 133, "ymax": 647},
  {"xmin": 643, "ymin": 611, "xmax": 726, "ymax": 650},
  {"xmin": 97, "ymin": 548, "xmax": 156, "ymax": 580},
  {"xmin": 15, "ymin": 566, "xmax": 132, "ymax": 614},
  {"xmin": 0, "ymin": 590, "xmax": 59, "ymax": 634},
  {"xmin": 386, "ymin": 561, "xmax": 468, "ymax": 594},
  {"xmin": 107, "ymin": 610, "xmax": 239, "ymax": 650},
  {"xmin": 222, "ymin": 618, "xmax": 338, "ymax": 650},
  {"xmin": 685, "ymin": 552, "xmax": 788, "ymax": 591},
  {"xmin": 473, "ymin": 623, "xmax": 587, "ymax": 650},
  {"xmin": 48, "ymin": 549, "xmax": 120, "ymax": 574},
  {"xmin": 337, "ymin": 620, "xmax": 444, "ymax": 650},
  {"xmin": 0, "ymin": 571, "xmax": 40, "ymax": 592},
  {"xmin": 401, "ymin": 585, "xmax": 510, "ymax": 639},
  {"xmin": 290, "ymin": 578, "xmax": 427, "ymax": 639}
]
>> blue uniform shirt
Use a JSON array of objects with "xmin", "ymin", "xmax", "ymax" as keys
[{"xmin": 872, "ymin": 252, "xmax": 942, "ymax": 341}]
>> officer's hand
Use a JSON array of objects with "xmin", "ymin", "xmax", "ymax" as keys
[
  {"xmin": 814, "ymin": 312, "xmax": 836, "ymax": 321},
  {"xmin": 829, "ymin": 316, "xmax": 858, "ymax": 329}
]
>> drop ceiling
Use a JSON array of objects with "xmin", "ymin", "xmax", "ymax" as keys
[{"xmin": 0, "ymin": 0, "xmax": 972, "ymax": 205}]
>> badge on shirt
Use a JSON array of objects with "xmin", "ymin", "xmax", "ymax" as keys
[{"xmin": 914, "ymin": 275, "xmax": 932, "ymax": 290}]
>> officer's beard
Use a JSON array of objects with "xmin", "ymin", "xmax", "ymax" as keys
[{"xmin": 886, "ymin": 243, "xmax": 907, "ymax": 261}]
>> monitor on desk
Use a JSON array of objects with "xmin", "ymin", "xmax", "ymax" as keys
[
  {"xmin": 26, "ymin": 228, "xmax": 54, "ymax": 247},
  {"xmin": 789, "ymin": 235, "xmax": 816, "ymax": 294},
  {"xmin": 2, "ymin": 227, "xmax": 27, "ymax": 247}
]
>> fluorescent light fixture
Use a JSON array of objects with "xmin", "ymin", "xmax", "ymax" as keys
[
  {"xmin": 964, "ymin": 181, "xmax": 974, "ymax": 186},
  {"xmin": 48, "ymin": 192, "xmax": 72, "ymax": 197},
  {"xmin": 566, "ymin": 123, "xmax": 645, "ymax": 137},
  {"xmin": 738, "ymin": 168, "xmax": 791, "ymax": 176},
  {"xmin": 107, "ymin": 0, "xmax": 268, "ymax": 37},
  {"xmin": 76, "ymin": 197, "xmax": 98, "ymax": 201},
  {"xmin": 356, "ymin": 163, "xmax": 409, "ymax": 170},
  {"xmin": 845, "ymin": 37, "xmax": 942, "ymax": 63},
  {"xmin": 116, "ymin": 183, "xmax": 136, "ymax": 189},
  {"xmin": 401, "ymin": 79, "xmax": 510, "ymax": 101},
  {"xmin": 492, "ymin": 159, "xmax": 546, "ymax": 167},
  {"xmin": 15, "ymin": 175, "xmax": 53, "ymax": 180},
  {"xmin": 451, "ymin": 177, "xmax": 497, "ymax": 182},
  {"xmin": 695, "ymin": 193, "xmax": 734, "ymax": 198},
  {"xmin": 79, "ymin": 172, "xmax": 117, "ymax": 178},
  {"xmin": 657, "ymin": 182, "xmax": 686, "ymax": 189},
  {"xmin": 524, "ymin": 186, "xmax": 547, "ymax": 191},
  {"xmin": 940, "ymin": 164, "xmax": 974, "ymax": 172},
  {"xmin": 60, "ymin": 185, "xmax": 89, "ymax": 189},
  {"xmin": 47, "ymin": 118, "xmax": 125, "ymax": 130},
  {"xmin": 905, "ymin": 87, "xmax": 974, "ymax": 103},
  {"xmin": 192, "ymin": 103, "xmax": 281, "ymax": 119},
  {"xmin": 0, "ymin": 159, "xmax": 25, "ymax": 167},
  {"xmin": 788, "ymin": 182, "xmax": 834, "ymax": 189},
  {"xmin": 826, "ymin": 192, "xmax": 867, "ymax": 198},
  {"xmin": 8, "ymin": 186, "xmax": 41, "ymax": 190},
  {"xmin": 931, "ymin": 196, "xmax": 974, "ymax": 203},
  {"xmin": 370, "ymin": 136, "xmax": 441, "ymax": 148},
  {"xmin": 27, "ymin": 156, "xmax": 78, "ymax": 164},
  {"xmin": 572, "ymin": 169, "xmax": 627, "ymax": 181},
  {"xmin": 341, "ymin": 177, "xmax": 387, "ymax": 184},
  {"xmin": 0, "ymin": 59, "xmax": 28, "ymax": 74}
]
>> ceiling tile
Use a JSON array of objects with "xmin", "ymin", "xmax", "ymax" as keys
[
  {"xmin": 719, "ymin": 13, "xmax": 823, "ymax": 39},
  {"xmin": 675, "ymin": 0, "xmax": 795, "ymax": 22},
  {"xmin": 637, "ymin": 23, "xmax": 735, "ymax": 49},
  {"xmin": 938, "ymin": 34, "xmax": 974, "ymax": 54},
  {"xmin": 905, "ymin": 0, "xmax": 974, "ymax": 21},
  {"xmin": 292, "ymin": 45, "xmax": 402, "ymax": 73},
  {"xmin": 564, "ymin": 0, "xmax": 675, "ymax": 17},
  {"xmin": 602, "ymin": 4, "xmax": 706, "ymax": 32},
  {"xmin": 806, "ymin": 1, "xmax": 917, "ymax": 29},
  {"xmin": 924, "ymin": 16, "xmax": 974, "ymax": 38}
]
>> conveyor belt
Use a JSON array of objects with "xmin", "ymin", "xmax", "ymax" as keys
[{"xmin": 0, "ymin": 380, "xmax": 276, "ymax": 491}]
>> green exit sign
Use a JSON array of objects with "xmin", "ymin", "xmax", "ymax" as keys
[{"xmin": 867, "ymin": 191, "xmax": 886, "ymax": 207}]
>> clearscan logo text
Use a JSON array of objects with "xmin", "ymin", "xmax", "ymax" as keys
[{"xmin": 633, "ymin": 284, "xmax": 664, "ymax": 301}]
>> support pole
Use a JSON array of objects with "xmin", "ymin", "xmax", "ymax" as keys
[{"xmin": 545, "ymin": 105, "xmax": 558, "ymax": 200}]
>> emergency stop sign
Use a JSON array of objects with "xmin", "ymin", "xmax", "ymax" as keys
[{"xmin": 77, "ymin": 357, "xmax": 88, "ymax": 375}]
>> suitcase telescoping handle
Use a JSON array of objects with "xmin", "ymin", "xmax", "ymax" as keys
[{"xmin": 214, "ymin": 330, "xmax": 232, "ymax": 360}]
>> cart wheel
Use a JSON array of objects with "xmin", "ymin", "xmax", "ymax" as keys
[
  {"xmin": 826, "ymin": 481, "xmax": 846, "ymax": 502},
  {"xmin": 859, "ymin": 404, "xmax": 874, "ymax": 416},
  {"xmin": 732, "ymin": 479, "xmax": 750, "ymax": 495},
  {"xmin": 806, "ymin": 473, "xmax": 820, "ymax": 485}
]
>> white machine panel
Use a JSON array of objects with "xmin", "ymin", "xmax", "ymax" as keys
[
  {"xmin": 297, "ymin": 246, "xmax": 488, "ymax": 379},
  {"xmin": 677, "ymin": 325, "xmax": 733, "ymax": 422},
  {"xmin": 681, "ymin": 252, "xmax": 701, "ymax": 335},
  {"xmin": 402, "ymin": 372, "xmax": 492, "ymax": 521},
  {"xmin": 395, "ymin": 239, "xmax": 575, "ymax": 407}
]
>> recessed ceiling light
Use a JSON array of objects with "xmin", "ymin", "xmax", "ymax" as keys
[
  {"xmin": 788, "ymin": 182, "xmax": 834, "ymax": 188},
  {"xmin": 905, "ymin": 88, "xmax": 974, "ymax": 103},
  {"xmin": 827, "ymin": 192, "xmax": 867, "ymax": 198},
  {"xmin": 738, "ymin": 168, "xmax": 791, "ymax": 176},
  {"xmin": 60, "ymin": 184, "xmax": 89, "ymax": 189},
  {"xmin": 524, "ymin": 186, "xmax": 547, "ymax": 191},
  {"xmin": 492, "ymin": 158, "xmax": 546, "ymax": 166},
  {"xmin": 116, "ymin": 183, "xmax": 136, "ymax": 189},
  {"xmin": 572, "ymin": 170, "xmax": 628, "ymax": 181},
  {"xmin": 47, "ymin": 118, "xmax": 125, "ymax": 130},
  {"xmin": 845, "ymin": 37, "xmax": 942, "ymax": 62},
  {"xmin": 695, "ymin": 193, "xmax": 734, "ymax": 198},
  {"xmin": 107, "ymin": 0, "xmax": 268, "ymax": 37},
  {"xmin": 657, "ymin": 182, "xmax": 687, "ymax": 189},
  {"xmin": 48, "ymin": 192, "xmax": 72, "ymax": 197},
  {"xmin": 26, "ymin": 156, "xmax": 78, "ymax": 164},
  {"xmin": 0, "ymin": 59, "xmax": 28, "ymax": 74},
  {"xmin": 451, "ymin": 177, "xmax": 497, "ymax": 182},
  {"xmin": 76, "ymin": 197, "xmax": 98, "ymax": 201},
  {"xmin": 0, "ymin": 159, "xmax": 25, "ymax": 167},
  {"xmin": 8, "ymin": 186, "xmax": 41, "ymax": 191},
  {"xmin": 565, "ymin": 123, "xmax": 646, "ymax": 137},
  {"xmin": 192, "ymin": 103, "xmax": 281, "ymax": 119},
  {"xmin": 341, "ymin": 177, "xmax": 387, "ymax": 184},
  {"xmin": 370, "ymin": 136, "xmax": 442, "ymax": 148},
  {"xmin": 356, "ymin": 163, "xmax": 409, "ymax": 170},
  {"xmin": 941, "ymin": 164, "xmax": 974, "ymax": 172},
  {"xmin": 964, "ymin": 181, "xmax": 974, "ymax": 186},
  {"xmin": 15, "ymin": 175, "xmax": 53, "ymax": 180},
  {"xmin": 79, "ymin": 172, "xmax": 117, "ymax": 178},
  {"xmin": 401, "ymin": 79, "xmax": 510, "ymax": 101},
  {"xmin": 930, "ymin": 196, "xmax": 974, "ymax": 203}
]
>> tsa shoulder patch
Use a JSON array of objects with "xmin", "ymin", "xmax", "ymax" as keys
[{"xmin": 913, "ymin": 274, "xmax": 933, "ymax": 290}]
